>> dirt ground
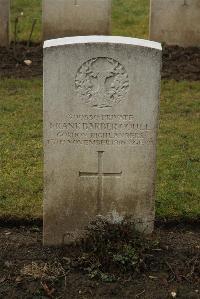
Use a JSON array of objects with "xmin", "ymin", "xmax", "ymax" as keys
[
  {"xmin": 0, "ymin": 42, "xmax": 200, "ymax": 81},
  {"xmin": 0, "ymin": 42, "xmax": 42, "ymax": 79},
  {"xmin": 0, "ymin": 221, "xmax": 199, "ymax": 299}
]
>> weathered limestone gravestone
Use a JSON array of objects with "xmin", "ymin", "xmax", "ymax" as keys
[
  {"xmin": 0, "ymin": 0, "xmax": 9, "ymax": 47},
  {"xmin": 150, "ymin": 0, "xmax": 200, "ymax": 47},
  {"xmin": 43, "ymin": 36, "xmax": 162, "ymax": 246},
  {"xmin": 42, "ymin": 0, "xmax": 111, "ymax": 40}
]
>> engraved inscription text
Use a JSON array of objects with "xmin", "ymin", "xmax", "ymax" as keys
[{"xmin": 46, "ymin": 114, "xmax": 154, "ymax": 147}]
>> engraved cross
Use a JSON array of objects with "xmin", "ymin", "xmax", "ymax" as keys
[
  {"xmin": 79, "ymin": 151, "xmax": 122, "ymax": 214},
  {"xmin": 74, "ymin": 0, "xmax": 79, "ymax": 6}
]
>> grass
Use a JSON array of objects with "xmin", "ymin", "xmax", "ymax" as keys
[
  {"xmin": 0, "ymin": 79, "xmax": 199, "ymax": 220},
  {"xmin": 157, "ymin": 81, "xmax": 200, "ymax": 218},
  {"xmin": 11, "ymin": 0, "xmax": 42, "ymax": 42},
  {"xmin": 112, "ymin": 0, "xmax": 149, "ymax": 38},
  {"xmin": 10, "ymin": 0, "xmax": 149, "ymax": 43},
  {"xmin": 0, "ymin": 79, "xmax": 43, "ymax": 219}
]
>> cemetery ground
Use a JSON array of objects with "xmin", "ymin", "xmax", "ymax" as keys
[
  {"xmin": 1, "ymin": 68, "xmax": 200, "ymax": 297},
  {"xmin": 0, "ymin": 0, "xmax": 200, "ymax": 298}
]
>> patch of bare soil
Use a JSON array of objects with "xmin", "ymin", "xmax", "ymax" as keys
[
  {"xmin": 0, "ymin": 220, "xmax": 199, "ymax": 299},
  {"xmin": 0, "ymin": 42, "xmax": 42, "ymax": 79},
  {"xmin": 162, "ymin": 45, "xmax": 200, "ymax": 81},
  {"xmin": 0, "ymin": 43, "xmax": 200, "ymax": 81}
]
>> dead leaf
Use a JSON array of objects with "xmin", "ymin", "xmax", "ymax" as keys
[
  {"xmin": 149, "ymin": 275, "xmax": 158, "ymax": 279},
  {"xmin": 15, "ymin": 276, "xmax": 22, "ymax": 283},
  {"xmin": 41, "ymin": 281, "xmax": 55, "ymax": 298},
  {"xmin": 0, "ymin": 277, "xmax": 6, "ymax": 284}
]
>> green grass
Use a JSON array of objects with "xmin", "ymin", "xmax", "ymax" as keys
[
  {"xmin": 112, "ymin": 0, "xmax": 149, "ymax": 38},
  {"xmin": 0, "ymin": 79, "xmax": 43, "ymax": 219},
  {"xmin": 157, "ymin": 81, "xmax": 200, "ymax": 218},
  {"xmin": 11, "ymin": 0, "xmax": 42, "ymax": 42},
  {"xmin": 0, "ymin": 79, "xmax": 199, "ymax": 220},
  {"xmin": 10, "ymin": 0, "xmax": 149, "ymax": 43}
]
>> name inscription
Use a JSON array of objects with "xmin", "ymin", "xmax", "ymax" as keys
[{"xmin": 46, "ymin": 114, "xmax": 154, "ymax": 146}]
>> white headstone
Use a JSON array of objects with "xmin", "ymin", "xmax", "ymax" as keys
[
  {"xmin": 0, "ymin": 0, "xmax": 9, "ymax": 47},
  {"xmin": 43, "ymin": 36, "xmax": 162, "ymax": 246},
  {"xmin": 42, "ymin": 0, "xmax": 111, "ymax": 40},
  {"xmin": 150, "ymin": 0, "xmax": 200, "ymax": 47}
]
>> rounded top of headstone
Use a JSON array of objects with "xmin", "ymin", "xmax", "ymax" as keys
[{"xmin": 43, "ymin": 35, "xmax": 162, "ymax": 51}]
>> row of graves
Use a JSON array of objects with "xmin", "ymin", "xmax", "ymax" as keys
[
  {"xmin": 0, "ymin": 1, "xmax": 199, "ymax": 297},
  {"xmin": 0, "ymin": 1, "xmax": 198, "ymax": 245},
  {"xmin": 1, "ymin": 0, "xmax": 200, "ymax": 47}
]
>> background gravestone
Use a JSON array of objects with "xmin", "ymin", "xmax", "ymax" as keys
[
  {"xmin": 150, "ymin": 0, "xmax": 200, "ymax": 47},
  {"xmin": 43, "ymin": 0, "xmax": 111, "ymax": 40},
  {"xmin": 0, "ymin": 0, "xmax": 9, "ymax": 47},
  {"xmin": 43, "ymin": 36, "xmax": 162, "ymax": 246}
]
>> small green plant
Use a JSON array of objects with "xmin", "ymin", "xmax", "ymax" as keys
[
  {"xmin": 76, "ymin": 218, "xmax": 159, "ymax": 281},
  {"xmin": 113, "ymin": 244, "xmax": 139, "ymax": 269},
  {"xmin": 88, "ymin": 269, "xmax": 116, "ymax": 283}
]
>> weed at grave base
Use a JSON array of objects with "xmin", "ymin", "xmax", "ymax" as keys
[{"xmin": 73, "ymin": 218, "xmax": 160, "ymax": 282}]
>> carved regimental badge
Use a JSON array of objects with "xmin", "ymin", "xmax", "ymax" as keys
[{"xmin": 75, "ymin": 57, "xmax": 129, "ymax": 108}]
